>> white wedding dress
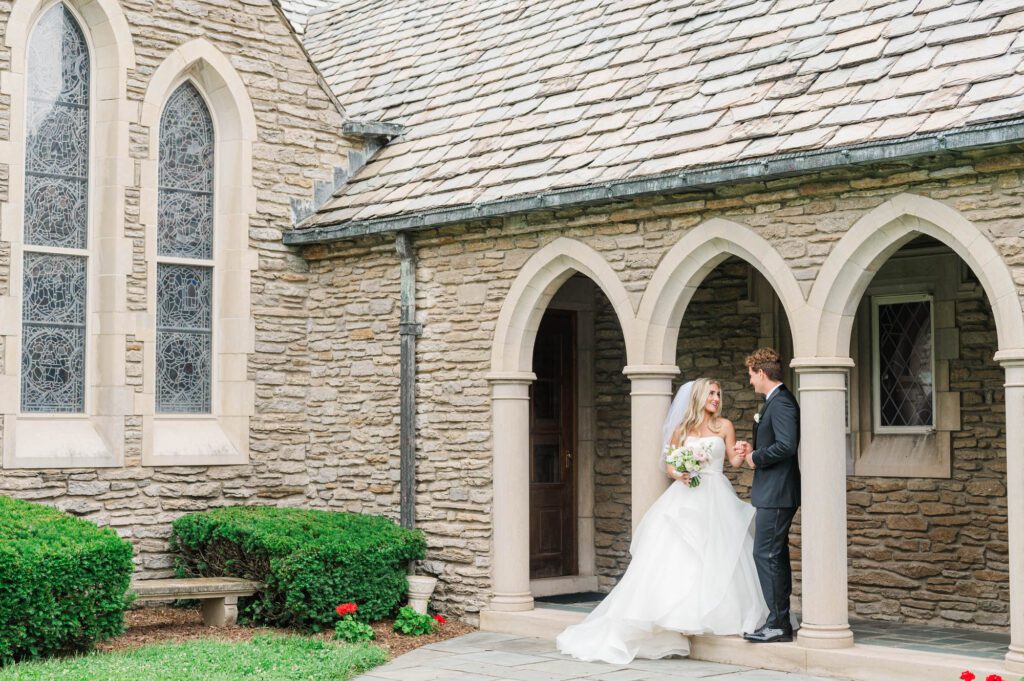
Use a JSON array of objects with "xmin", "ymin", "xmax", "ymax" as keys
[{"xmin": 556, "ymin": 435, "xmax": 768, "ymax": 664}]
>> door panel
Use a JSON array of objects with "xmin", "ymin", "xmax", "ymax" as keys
[{"xmin": 529, "ymin": 310, "xmax": 577, "ymax": 579}]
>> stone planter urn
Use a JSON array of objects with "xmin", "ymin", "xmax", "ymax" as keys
[{"xmin": 406, "ymin": 575, "xmax": 438, "ymax": 614}]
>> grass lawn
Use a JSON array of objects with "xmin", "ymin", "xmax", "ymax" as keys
[{"xmin": 0, "ymin": 634, "xmax": 388, "ymax": 681}]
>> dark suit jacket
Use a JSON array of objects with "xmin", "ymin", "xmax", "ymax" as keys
[{"xmin": 751, "ymin": 384, "xmax": 801, "ymax": 509}]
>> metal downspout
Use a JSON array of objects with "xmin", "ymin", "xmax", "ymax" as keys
[{"xmin": 396, "ymin": 232, "xmax": 420, "ymax": 529}]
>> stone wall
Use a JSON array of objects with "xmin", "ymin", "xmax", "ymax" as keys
[
  {"xmin": 0, "ymin": 0, "xmax": 355, "ymax": 573},
  {"xmin": 592, "ymin": 292, "xmax": 631, "ymax": 588}
]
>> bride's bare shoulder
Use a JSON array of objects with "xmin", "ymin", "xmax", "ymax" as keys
[{"xmin": 717, "ymin": 418, "xmax": 735, "ymax": 433}]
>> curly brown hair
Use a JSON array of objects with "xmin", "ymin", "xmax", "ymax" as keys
[{"xmin": 745, "ymin": 348, "xmax": 783, "ymax": 382}]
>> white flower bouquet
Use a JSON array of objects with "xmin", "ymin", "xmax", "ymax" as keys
[{"xmin": 664, "ymin": 440, "xmax": 714, "ymax": 488}]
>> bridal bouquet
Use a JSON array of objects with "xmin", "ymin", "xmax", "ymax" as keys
[{"xmin": 664, "ymin": 440, "xmax": 714, "ymax": 488}]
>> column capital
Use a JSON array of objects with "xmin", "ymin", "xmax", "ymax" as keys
[
  {"xmin": 995, "ymin": 349, "xmax": 1024, "ymax": 367},
  {"xmin": 622, "ymin": 364, "xmax": 680, "ymax": 379},
  {"xmin": 790, "ymin": 356, "xmax": 855, "ymax": 372},
  {"xmin": 484, "ymin": 371, "xmax": 536, "ymax": 385}
]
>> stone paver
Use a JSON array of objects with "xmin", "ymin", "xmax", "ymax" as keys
[{"xmin": 354, "ymin": 632, "xmax": 842, "ymax": 681}]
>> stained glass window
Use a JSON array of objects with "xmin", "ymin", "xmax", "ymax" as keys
[
  {"xmin": 158, "ymin": 83, "xmax": 214, "ymax": 259},
  {"xmin": 156, "ymin": 265, "xmax": 211, "ymax": 412},
  {"xmin": 21, "ymin": 3, "xmax": 89, "ymax": 413},
  {"xmin": 157, "ymin": 82, "xmax": 214, "ymax": 413},
  {"xmin": 874, "ymin": 297, "xmax": 934, "ymax": 429}
]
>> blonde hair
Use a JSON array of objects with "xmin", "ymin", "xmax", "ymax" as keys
[{"xmin": 674, "ymin": 378, "xmax": 722, "ymax": 443}]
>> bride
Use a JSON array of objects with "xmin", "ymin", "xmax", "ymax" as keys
[{"xmin": 556, "ymin": 378, "xmax": 768, "ymax": 664}]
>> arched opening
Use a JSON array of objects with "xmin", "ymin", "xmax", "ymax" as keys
[
  {"xmin": 807, "ymin": 195, "xmax": 1024, "ymax": 664},
  {"xmin": 528, "ymin": 274, "xmax": 630, "ymax": 599},
  {"xmin": 843, "ymin": 235, "xmax": 1009, "ymax": 641},
  {"xmin": 487, "ymin": 238, "xmax": 637, "ymax": 612}
]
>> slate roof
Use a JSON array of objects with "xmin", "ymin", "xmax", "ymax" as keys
[
  {"xmin": 301, "ymin": 0, "xmax": 1024, "ymax": 229},
  {"xmin": 277, "ymin": 0, "xmax": 335, "ymax": 34}
]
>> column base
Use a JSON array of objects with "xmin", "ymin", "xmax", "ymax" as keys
[
  {"xmin": 1005, "ymin": 646, "xmax": 1024, "ymax": 674},
  {"xmin": 488, "ymin": 592, "xmax": 534, "ymax": 612},
  {"xmin": 798, "ymin": 623, "xmax": 854, "ymax": 649}
]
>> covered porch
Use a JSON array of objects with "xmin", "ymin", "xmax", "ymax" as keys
[{"xmin": 482, "ymin": 196, "xmax": 1024, "ymax": 681}]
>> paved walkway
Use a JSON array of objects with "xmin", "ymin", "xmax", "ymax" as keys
[{"xmin": 355, "ymin": 632, "xmax": 843, "ymax": 681}]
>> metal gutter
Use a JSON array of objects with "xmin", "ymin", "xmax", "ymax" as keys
[
  {"xmin": 283, "ymin": 117, "xmax": 1024, "ymax": 247},
  {"xmin": 342, "ymin": 120, "xmax": 407, "ymax": 139},
  {"xmin": 396, "ymin": 233, "xmax": 421, "ymax": 530}
]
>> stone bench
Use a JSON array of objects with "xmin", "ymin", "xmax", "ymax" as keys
[{"xmin": 131, "ymin": 577, "xmax": 262, "ymax": 626}]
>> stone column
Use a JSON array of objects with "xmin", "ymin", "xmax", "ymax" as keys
[
  {"xmin": 624, "ymin": 365, "xmax": 678, "ymax": 531},
  {"xmin": 486, "ymin": 371, "xmax": 536, "ymax": 612},
  {"xmin": 997, "ymin": 352, "xmax": 1024, "ymax": 673},
  {"xmin": 792, "ymin": 358, "xmax": 855, "ymax": 649}
]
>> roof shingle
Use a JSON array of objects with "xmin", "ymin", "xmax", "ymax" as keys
[{"xmin": 302, "ymin": 0, "xmax": 1024, "ymax": 228}]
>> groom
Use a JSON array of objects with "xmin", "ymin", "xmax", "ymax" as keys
[{"xmin": 733, "ymin": 348, "xmax": 800, "ymax": 644}]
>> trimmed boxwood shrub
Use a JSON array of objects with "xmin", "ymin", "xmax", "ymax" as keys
[
  {"xmin": 0, "ymin": 496, "xmax": 134, "ymax": 665},
  {"xmin": 171, "ymin": 507, "xmax": 426, "ymax": 630}
]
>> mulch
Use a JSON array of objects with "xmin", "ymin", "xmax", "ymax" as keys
[{"xmin": 96, "ymin": 605, "xmax": 475, "ymax": 658}]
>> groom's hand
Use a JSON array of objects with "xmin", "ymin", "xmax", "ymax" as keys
[
  {"xmin": 734, "ymin": 441, "xmax": 751, "ymax": 457},
  {"xmin": 745, "ymin": 451, "xmax": 756, "ymax": 469}
]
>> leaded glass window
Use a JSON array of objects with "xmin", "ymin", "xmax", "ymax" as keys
[
  {"xmin": 158, "ymin": 83, "xmax": 213, "ymax": 259},
  {"xmin": 21, "ymin": 3, "xmax": 90, "ymax": 413},
  {"xmin": 156, "ymin": 265, "xmax": 211, "ymax": 412},
  {"xmin": 873, "ymin": 296, "xmax": 934, "ymax": 431},
  {"xmin": 156, "ymin": 82, "xmax": 214, "ymax": 413}
]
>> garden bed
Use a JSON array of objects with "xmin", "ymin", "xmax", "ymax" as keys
[{"xmin": 96, "ymin": 606, "xmax": 474, "ymax": 657}]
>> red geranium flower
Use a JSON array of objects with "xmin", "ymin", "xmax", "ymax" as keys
[
  {"xmin": 434, "ymin": 614, "xmax": 446, "ymax": 625},
  {"xmin": 335, "ymin": 602, "xmax": 358, "ymax": 617},
  {"xmin": 960, "ymin": 673, "xmax": 975, "ymax": 681},
  {"xmin": 985, "ymin": 675, "xmax": 1003, "ymax": 681}
]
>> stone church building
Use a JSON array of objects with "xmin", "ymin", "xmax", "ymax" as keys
[{"xmin": 2, "ymin": 0, "xmax": 1024, "ymax": 678}]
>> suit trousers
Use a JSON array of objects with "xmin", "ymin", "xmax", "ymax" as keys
[{"xmin": 753, "ymin": 506, "xmax": 798, "ymax": 631}]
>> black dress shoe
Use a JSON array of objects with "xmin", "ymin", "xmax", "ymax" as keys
[
  {"xmin": 742, "ymin": 626, "xmax": 767, "ymax": 641},
  {"xmin": 743, "ymin": 626, "xmax": 793, "ymax": 643}
]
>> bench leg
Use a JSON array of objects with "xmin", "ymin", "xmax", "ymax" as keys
[{"xmin": 202, "ymin": 596, "xmax": 238, "ymax": 626}]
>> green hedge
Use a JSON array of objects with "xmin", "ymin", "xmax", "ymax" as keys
[
  {"xmin": 171, "ymin": 507, "xmax": 426, "ymax": 630},
  {"xmin": 0, "ymin": 496, "xmax": 134, "ymax": 665}
]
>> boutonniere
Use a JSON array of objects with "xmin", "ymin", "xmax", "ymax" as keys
[{"xmin": 754, "ymin": 412, "xmax": 761, "ymax": 424}]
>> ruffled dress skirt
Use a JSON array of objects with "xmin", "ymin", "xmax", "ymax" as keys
[{"xmin": 556, "ymin": 464, "xmax": 768, "ymax": 664}]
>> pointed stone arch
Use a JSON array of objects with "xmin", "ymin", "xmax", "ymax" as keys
[
  {"xmin": 490, "ymin": 237, "xmax": 639, "ymax": 374},
  {"xmin": 637, "ymin": 217, "xmax": 812, "ymax": 365},
  {"xmin": 139, "ymin": 38, "xmax": 258, "ymax": 466},
  {"xmin": 0, "ymin": 0, "xmax": 136, "ymax": 468},
  {"xmin": 5, "ymin": 0, "xmax": 136, "ymax": 80},
  {"xmin": 809, "ymin": 193, "xmax": 1024, "ymax": 357}
]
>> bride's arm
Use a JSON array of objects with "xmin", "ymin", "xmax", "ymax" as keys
[{"xmin": 723, "ymin": 420, "xmax": 743, "ymax": 468}]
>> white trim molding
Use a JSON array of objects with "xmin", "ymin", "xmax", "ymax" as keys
[
  {"xmin": 0, "ymin": 0, "xmax": 136, "ymax": 468},
  {"xmin": 138, "ymin": 39, "xmax": 258, "ymax": 466}
]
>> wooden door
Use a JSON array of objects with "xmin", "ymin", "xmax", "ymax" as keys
[{"xmin": 529, "ymin": 310, "xmax": 577, "ymax": 579}]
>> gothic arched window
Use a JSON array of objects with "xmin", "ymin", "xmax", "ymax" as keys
[
  {"xmin": 156, "ymin": 82, "xmax": 214, "ymax": 413},
  {"xmin": 21, "ymin": 3, "xmax": 90, "ymax": 413}
]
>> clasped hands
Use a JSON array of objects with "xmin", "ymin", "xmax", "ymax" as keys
[{"xmin": 732, "ymin": 441, "xmax": 756, "ymax": 469}]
